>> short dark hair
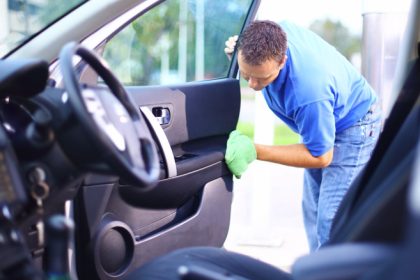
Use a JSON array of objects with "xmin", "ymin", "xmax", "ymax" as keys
[{"xmin": 237, "ymin": 20, "xmax": 287, "ymax": 65}]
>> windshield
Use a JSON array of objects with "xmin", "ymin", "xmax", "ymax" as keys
[{"xmin": 0, "ymin": 0, "xmax": 87, "ymax": 58}]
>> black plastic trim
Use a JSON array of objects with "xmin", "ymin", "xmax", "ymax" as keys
[{"xmin": 118, "ymin": 160, "xmax": 230, "ymax": 209}]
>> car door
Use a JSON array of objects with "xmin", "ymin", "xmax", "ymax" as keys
[{"xmin": 73, "ymin": 0, "xmax": 260, "ymax": 279}]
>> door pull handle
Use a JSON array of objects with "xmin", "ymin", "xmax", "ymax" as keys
[{"xmin": 152, "ymin": 107, "xmax": 171, "ymax": 125}]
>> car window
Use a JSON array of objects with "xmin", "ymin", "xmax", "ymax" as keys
[
  {"xmin": 0, "ymin": 0, "xmax": 87, "ymax": 58},
  {"xmin": 102, "ymin": 0, "xmax": 253, "ymax": 86}
]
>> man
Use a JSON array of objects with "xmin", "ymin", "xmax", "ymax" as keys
[{"xmin": 224, "ymin": 20, "xmax": 381, "ymax": 251}]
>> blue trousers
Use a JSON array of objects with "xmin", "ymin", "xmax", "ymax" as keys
[{"xmin": 303, "ymin": 107, "xmax": 382, "ymax": 251}]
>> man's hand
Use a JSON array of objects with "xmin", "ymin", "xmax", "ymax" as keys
[
  {"xmin": 225, "ymin": 130, "xmax": 256, "ymax": 178},
  {"xmin": 224, "ymin": 35, "xmax": 238, "ymax": 60}
]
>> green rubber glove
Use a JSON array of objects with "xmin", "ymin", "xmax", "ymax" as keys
[{"xmin": 225, "ymin": 130, "xmax": 257, "ymax": 179}]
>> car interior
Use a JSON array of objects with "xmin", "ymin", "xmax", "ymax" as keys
[{"xmin": 0, "ymin": 0, "xmax": 418, "ymax": 279}]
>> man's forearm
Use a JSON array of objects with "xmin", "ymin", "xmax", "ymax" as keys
[{"xmin": 255, "ymin": 143, "xmax": 333, "ymax": 168}]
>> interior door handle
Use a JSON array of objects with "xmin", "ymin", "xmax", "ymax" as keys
[
  {"xmin": 140, "ymin": 107, "xmax": 177, "ymax": 178},
  {"xmin": 152, "ymin": 107, "xmax": 171, "ymax": 125}
]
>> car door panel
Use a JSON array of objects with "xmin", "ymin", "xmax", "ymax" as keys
[
  {"xmin": 77, "ymin": 175, "xmax": 233, "ymax": 279},
  {"xmin": 75, "ymin": 78, "xmax": 241, "ymax": 279},
  {"xmin": 118, "ymin": 78, "xmax": 240, "ymax": 207},
  {"xmin": 129, "ymin": 78, "xmax": 241, "ymax": 147}
]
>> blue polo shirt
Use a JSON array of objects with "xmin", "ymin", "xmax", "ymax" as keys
[{"xmin": 262, "ymin": 21, "xmax": 377, "ymax": 157}]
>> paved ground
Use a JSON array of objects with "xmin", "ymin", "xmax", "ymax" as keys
[{"xmin": 224, "ymin": 91, "xmax": 309, "ymax": 272}]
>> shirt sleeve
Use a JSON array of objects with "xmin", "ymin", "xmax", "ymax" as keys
[{"xmin": 294, "ymin": 100, "xmax": 335, "ymax": 157}]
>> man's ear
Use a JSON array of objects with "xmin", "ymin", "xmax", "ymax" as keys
[{"xmin": 279, "ymin": 55, "xmax": 288, "ymax": 68}]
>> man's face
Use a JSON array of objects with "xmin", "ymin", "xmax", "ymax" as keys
[{"xmin": 238, "ymin": 51, "xmax": 286, "ymax": 91}]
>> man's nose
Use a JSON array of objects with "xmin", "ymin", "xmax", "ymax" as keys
[{"xmin": 248, "ymin": 77, "xmax": 258, "ymax": 89}]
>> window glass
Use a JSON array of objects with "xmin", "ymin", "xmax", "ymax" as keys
[
  {"xmin": 0, "ymin": 0, "xmax": 86, "ymax": 57},
  {"xmin": 103, "ymin": 0, "xmax": 253, "ymax": 86}
]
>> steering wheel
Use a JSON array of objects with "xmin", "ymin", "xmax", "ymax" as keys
[{"xmin": 59, "ymin": 42, "xmax": 159, "ymax": 189}]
